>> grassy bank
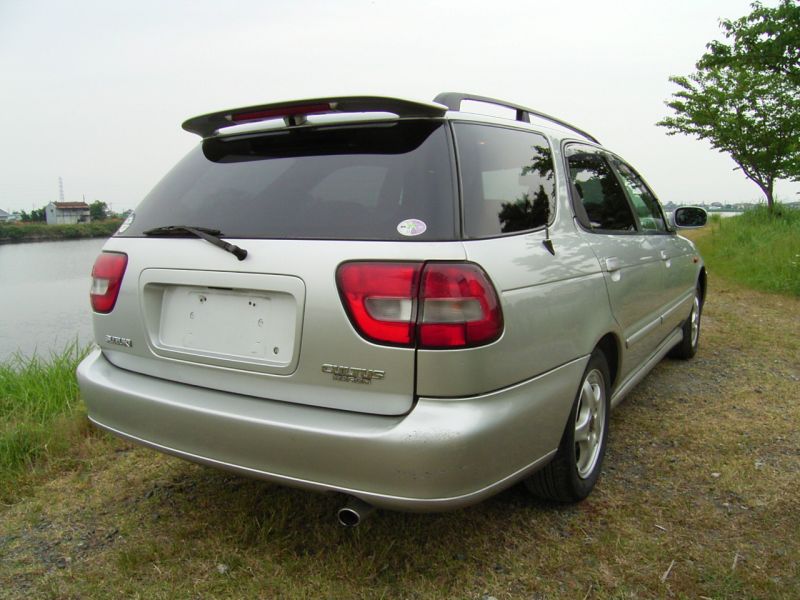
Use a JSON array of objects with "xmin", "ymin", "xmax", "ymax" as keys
[
  {"xmin": 691, "ymin": 205, "xmax": 800, "ymax": 295},
  {"xmin": 0, "ymin": 344, "xmax": 92, "ymax": 501},
  {"xmin": 0, "ymin": 220, "xmax": 121, "ymax": 243},
  {"xmin": 1, "ymin": 218, "xmax": 799, "ymax": 597}
]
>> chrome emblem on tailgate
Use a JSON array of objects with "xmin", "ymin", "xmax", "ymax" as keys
[
  {"xmin": 322, "ymin": 364, "xmax": 385, "ymax": 384},
  {"xmin": 105, "ymin": 335, "xmax": 133, "ymax": 348}
]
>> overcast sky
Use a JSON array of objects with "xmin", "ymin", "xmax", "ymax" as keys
[{"xmin": 1, "ymin": 0, "xmax": 797, "ymax": 214}]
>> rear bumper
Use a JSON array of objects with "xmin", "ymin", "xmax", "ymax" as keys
[{"xmin": 77, "ymin": 349, "xmax": 587, "ymax": 511}]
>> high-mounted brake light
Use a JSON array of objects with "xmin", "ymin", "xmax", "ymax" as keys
[
  {"xmin": 182, "ymin": 96, "xmax": 447, "ymax": 138},
  {"xmin": 229, "ymin": 103, "xmax": 334, "ymax": 126},
  {"xmin": 336, "ymin": 262, "xmax": 503, "ymax": 349},
  {"xmin": 90, "ymin": 252, "xmax": 128, "ymax": 313}
]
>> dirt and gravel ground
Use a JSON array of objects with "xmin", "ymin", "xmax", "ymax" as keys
[{"xmin": 1, "ymin": 277, "xmax": 798, "ymax": 599}]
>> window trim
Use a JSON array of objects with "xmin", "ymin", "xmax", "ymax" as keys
[{"xmin": 450, "ymin": 120, "xmax": 559, "ymax": 241}]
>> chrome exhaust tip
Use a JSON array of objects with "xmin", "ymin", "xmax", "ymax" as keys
[{"xmin": 337, "ymin": 496, "xmax": 375, "ymax": 527}]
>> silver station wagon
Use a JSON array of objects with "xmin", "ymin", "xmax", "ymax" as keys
[{"xmin": 77, "ymin": 93, "xmax": 707, "ymax": 526}]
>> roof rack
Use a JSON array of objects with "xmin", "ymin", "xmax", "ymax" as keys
[
  {"xmin": 183, "ymin": 96, "xmax": 447, "ymax": 138},
  {"xmin": 433, "ymin": 92, "xmax": 600, "ymax": 144}
]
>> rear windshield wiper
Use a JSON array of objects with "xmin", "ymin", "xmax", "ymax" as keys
[{"xmin": 143, "ymin": 225, "xmax": 248, "ymax": 261}]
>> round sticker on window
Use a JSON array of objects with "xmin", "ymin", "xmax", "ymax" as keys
[
  {"xmin": 116, "ymin": 211, "xmax": 135, "ymax": 234},
  {"xmin": 397, "ymin": 219, "xmax": 427, "ymax": 237}
]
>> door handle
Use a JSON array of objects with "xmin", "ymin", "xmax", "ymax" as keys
[{"xmin": 604, "ymin": 257, "xmax": 621, "ymax": 272}]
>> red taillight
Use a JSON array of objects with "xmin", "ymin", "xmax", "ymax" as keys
[
  {"xmin": 336, "ymin": 262, "xmax": 503, "ymax": 349},
  {"xmin": 90, "ymin": 252, "xmax": 128, "ymax": 313},
  {"xmin": 336, "ymin": 262, "xmax": 421, "ymax": 345},
  {"xmin": 418, "ymin": 263, "xmax": 503, "ymax": 348}
]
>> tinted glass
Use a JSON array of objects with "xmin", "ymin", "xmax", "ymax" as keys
[
  {"xmin": 566, "ymin": 146, "xmax": 635, "ymax": 232},
  {"xmin": 120, "ymin": 121, "xmax": 456, "ymax": 241},
  {"xmin": 454, "ymin": 124, "xmax": 556, "ymax": 238},
  {"xmin": 611, "ymin": 158, "xmax": 667, "ymax": 232}
]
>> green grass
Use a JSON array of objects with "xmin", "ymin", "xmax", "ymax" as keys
[
  {"xmin": 0, "ymin": 343, "xmax": 91, "ymax": 500},
  {"xmin": 693, "ymin": 204, "xmax": 800, "ymax": 295}
]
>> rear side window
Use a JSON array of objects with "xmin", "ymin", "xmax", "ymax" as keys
[
  {"xmin": 454, "ymin": 124, "xmax": 556, "ymax": 238},
  {"xmin": 566, "ymin": 145, "xmax": 636, "ymax": 232},
  {"xmin": 120, "ymin": 121, "xmax": 456, "ymax": 241}
]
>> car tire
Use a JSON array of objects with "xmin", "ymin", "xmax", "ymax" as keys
[
  {"xmin": 525, "ymin": 349, "xmax": 610, "ymax": 503},
  {"xmin": 668, "ymin": 286, "xmax": 702, "ymax": 360}
]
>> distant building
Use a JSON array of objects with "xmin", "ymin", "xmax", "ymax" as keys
[
  {"xmin": 45, "ymin": 202, "xmax": 91, "ymax": 225},
  {"xmin": 0, "ymin": 208, "xmax": 10, "ymax": 222}
]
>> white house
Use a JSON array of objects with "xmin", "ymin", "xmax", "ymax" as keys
[
  {"xmin": 45, "ymin": 202, "xmax": 91, "ymax": 225},
  {"xmin": 0, "ymin": 208, "xmax": 11, "ymax": 222}
]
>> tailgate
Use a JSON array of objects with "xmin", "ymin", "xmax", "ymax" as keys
[{"xmin": 93, "ymin": 237, "xmax": 466, "ymax": 416}]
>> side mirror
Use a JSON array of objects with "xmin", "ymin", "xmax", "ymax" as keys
[{"xmin": 671, "ymin": 206, "xmax": 707, "ymax": 229}]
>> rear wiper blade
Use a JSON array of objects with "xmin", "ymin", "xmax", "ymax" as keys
[{"xmin": 143, "ymin": 225, "xmax": 248, "ymax": 261}]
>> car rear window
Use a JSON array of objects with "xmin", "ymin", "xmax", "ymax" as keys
[
  {"xmin": 120, "ymin": 120, "xmax": 456, "ymax": 241},
  {"xmin": 454, "ymin": 123, "xmax": 556, "ymax": 238}
]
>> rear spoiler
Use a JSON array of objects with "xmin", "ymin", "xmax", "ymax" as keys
[
  {"xmin": 183, "ymin": 93, "xmax": 599, "ymax": 145},
  {"xmin": 182, "ymin": 96, "xmax": 448, "ymax": 138}
]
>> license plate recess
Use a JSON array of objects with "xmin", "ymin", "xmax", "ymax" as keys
[{"xmin": 140, "ymin": 270, "xmax": 305, "ymax": 374}]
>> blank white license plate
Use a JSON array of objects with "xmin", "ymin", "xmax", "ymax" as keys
[{"xmin": 158, "ymin": 286, "xmax": 296, "ymax": 363}]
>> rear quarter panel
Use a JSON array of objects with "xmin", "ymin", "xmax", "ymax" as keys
[{"xmin": 416, "ymin": 225, "xmax": 613, "ymax": 398}]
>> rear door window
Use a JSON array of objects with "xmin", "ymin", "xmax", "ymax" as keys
[
  {"xmin": 454, "ymin": 123, "xmax": 556, "ymax": 238},
  {"xmin": 119, "ymin": 121, "xmax": 456, "ymax": 241},
  {"xmin": 610, "ymin": 158, "xmax": 668, "ymax": 232},
  {"xmin": 565, "ymin": 145, "xmax": 636, "ymax": 232}
]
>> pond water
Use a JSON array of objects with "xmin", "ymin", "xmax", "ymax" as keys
[{"xmin": 0, "ymin": 238, "xmax": 107, "ymax": 361}]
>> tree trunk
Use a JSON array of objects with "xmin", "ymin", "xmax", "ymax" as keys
[
  {"xmin": 765, "ymin": 179, "xmax": 774, "ymax": 213},
  {"xmin": 735, "ymin": 161, "xmax": 775, "ymax": 212},
  {"xmin": 754, "ymin": 176, "xmax": 775, "ymax": 212}
]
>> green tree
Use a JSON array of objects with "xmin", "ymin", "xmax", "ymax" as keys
[
  {"xmin": 89, "ymin": 200, "xmax": 108, "ymax": 221},
  {"xmin": 658, "ymin": 0, "xmax": 800, "ymax": 211},
  {"xmin": 22, "ymin": 207, "xmax": 46, "ymax": 222},
  {"xmin": 701, "ymin": 0, "xmax": 800, "ymax": 85}
]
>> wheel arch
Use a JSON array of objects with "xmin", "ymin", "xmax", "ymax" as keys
[
  {"xmin": 595, "ymin": 333, "xmax": 620, "ymax": 392},
  {"xmin": 698, "ymin": 267, "xmax": 707, "ymax": 307}
]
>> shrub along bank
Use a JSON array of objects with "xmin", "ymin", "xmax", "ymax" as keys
[{"xmin": 0, "ymin": 220, "xmax": 121, "ymax": 243}]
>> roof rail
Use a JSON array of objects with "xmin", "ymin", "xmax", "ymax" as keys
[
  {"xmin": 183, "ymin": 96, "xmax": 447, "ymax": 138},
  {"xmin": 433, "ymin": 92, "xmax": 600, "ymax": 144}
]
